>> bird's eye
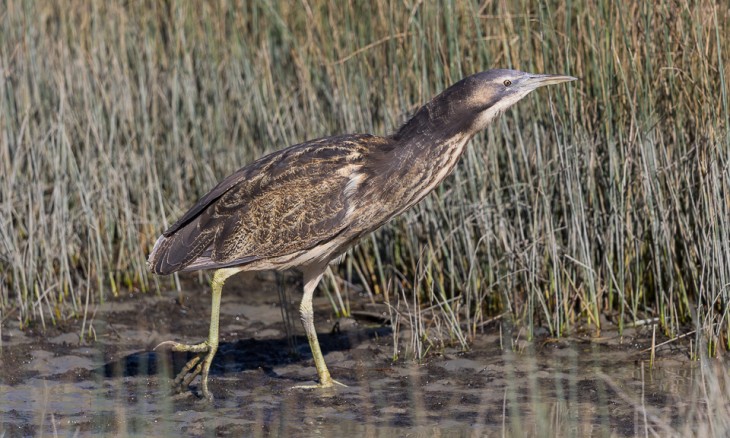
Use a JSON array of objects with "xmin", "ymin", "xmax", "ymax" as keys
[{"xmin": 503, "ymin": 80, "xmax": 512, "ymax": 86}]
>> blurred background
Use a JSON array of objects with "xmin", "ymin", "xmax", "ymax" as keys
[{"xmin": 1, "ymin": 0, "xmax": 728, "ymax": 356}]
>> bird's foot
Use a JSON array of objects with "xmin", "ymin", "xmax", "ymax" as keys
[
  {"xmin": 292, "ymin": 378, "xmax": 348, "ymax": 390},
  {"xmin": 154, "ymin": 340, "xmax": 216, "ymax": 401}
]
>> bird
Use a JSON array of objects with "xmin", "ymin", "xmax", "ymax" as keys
[{"xmin": 148, "ymin": 69, "xmax": 577, "ymax": 400}]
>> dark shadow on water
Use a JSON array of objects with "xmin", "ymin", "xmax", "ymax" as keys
[
  {"xmin": 3, "ymin": 283, "xmax": 721, "ymax": 436},
  {"xmin": 98, "ymin": 327, "xmax": 392, "ymax": 381}
]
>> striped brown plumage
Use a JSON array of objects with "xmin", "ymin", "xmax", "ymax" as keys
[
  {"xmin": 147, "ymin": 69, "xmax": 577, "ymax": 399},
  {"xmin": 148, "ymin": 108, "xmax": 474, "ymax": 276},
  {"xmin": 149, "ymin": 135, "xmax": 379, "ymax": 274}
]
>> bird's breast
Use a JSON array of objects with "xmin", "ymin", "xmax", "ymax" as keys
[
  {"xmin": 392, "ymin": 133, "xmax": 472, "ymax": 212},
  {"xmin": 351, "ymin": 133, "xmax": 472, "ymax": 229}
]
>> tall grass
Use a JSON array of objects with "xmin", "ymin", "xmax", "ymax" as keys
[{"xmin": 1, "ymin": 1, "xmax": 728, "ymax": 354}]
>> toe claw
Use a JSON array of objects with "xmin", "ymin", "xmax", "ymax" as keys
[{"xmin": 154, "ymin": 340, "xmax": 181, "ymax": 351}]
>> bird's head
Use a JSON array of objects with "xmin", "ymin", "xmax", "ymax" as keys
[
  {"xmin": 395, "ymin": 69, "xmax": 577, "ymax": 141},
  {"xmin": 459, "ymin": 69, "xmax": 577, "ymax": 132}
]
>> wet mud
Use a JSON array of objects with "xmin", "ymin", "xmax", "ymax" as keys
[{"xmin": 0, "ymin": 273, "xmax": 713, "ymax": 436}]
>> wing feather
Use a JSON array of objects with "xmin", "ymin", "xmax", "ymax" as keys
[{"xmin": 148, "ymin": 134, "xmax": 385, "ymax": 275}]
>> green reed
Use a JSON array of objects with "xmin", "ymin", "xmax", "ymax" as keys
[{"xmin": 0, "ymin": 1, "xmax": 728, "ymax": 358}]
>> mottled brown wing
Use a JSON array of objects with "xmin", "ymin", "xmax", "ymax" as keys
[{"xmin": 148, "ymin": 134, "xmax": 377, "ymax": 275}]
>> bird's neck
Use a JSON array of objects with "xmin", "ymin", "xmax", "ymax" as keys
[
  {"xmin": 388, "ymin": 99, "xmax": 479, "ymax": 179},
  {"xmin": 372, "ymin": 119, "xmax": 474, "ymax": 216},
  {"xmin": 355, "ymin": 97, "xmax": 485, "ymax": 218},
  {"xmin": 393, "ymin": 129, "xmax": 474, "ymax": 183},
  {"xmin": 391, "ymin": 99, "xmax": 478, "ymax": 146}
]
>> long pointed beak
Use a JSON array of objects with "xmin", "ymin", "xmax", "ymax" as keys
[{"xmin": 524, "ymin": 73, "xmax": 578, "ymax": 87}]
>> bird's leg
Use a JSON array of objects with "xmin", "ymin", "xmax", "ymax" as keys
[
  {"xmin": 292, "ymin": 266, "xmax": 347, "ymax": 389},
  {"xmin": 155, "ymin": 267, "xmax": 241, "ymax": 400}
]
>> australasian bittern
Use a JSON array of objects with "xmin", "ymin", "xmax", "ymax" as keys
[{"xmin": 148, "ymin": 69, "xmax": 577, "ymax": 399}]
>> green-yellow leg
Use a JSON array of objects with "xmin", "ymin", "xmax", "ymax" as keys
[
  {"xmin": 156, "ymin": 267, "xmax": 241, "ymax": 400},
  {"xmin": 293, "ymin": 266, "xmax": 347, "ymax": 389}
]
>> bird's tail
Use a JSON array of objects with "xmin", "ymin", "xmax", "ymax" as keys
[
  {"xmin": 147, "ymin": 234, "xmax": 171, "ymax": 274},
  {"xmin": 147, "ymin": 224, "xmax": 215, "ymax": 275}
]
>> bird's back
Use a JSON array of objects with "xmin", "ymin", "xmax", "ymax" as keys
[{"xmin": 147, "ymin": 134, "xmax": 392, "ymax": 275}]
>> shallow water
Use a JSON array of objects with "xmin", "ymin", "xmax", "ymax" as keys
[{"xmin": 0, "ymin": 274, "xmax": 724, "ymax": 436}]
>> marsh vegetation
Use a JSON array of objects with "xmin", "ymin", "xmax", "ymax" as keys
[{"xmin": 1, "ymin": 0, "xmax": 729, "ymax": 435}]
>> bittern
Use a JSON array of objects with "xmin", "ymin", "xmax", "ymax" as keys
[{"xmin": 148, "ymin": 69, "xmax": 576, "ymax": 399}]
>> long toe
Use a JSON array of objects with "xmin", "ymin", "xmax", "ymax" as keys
[
  {"xmin": 332, "ymin": 378, "xmax": 348, "ymax": 387},
  {"xmin": 199, "ymin": 348, "xmax": 217, "ymax": 401},
  {"xmin": 292, "ymin": 378, "xmax": 347, "ymax": 390},
  {"xmin": 182, "ymin": 361, "xmax": 204, "ymax": 389},
  {"xmin": 173, "ymin": 354, "xmax": 203, "ymax": 388},
  {"xmin": 157, "ymin": 339, "xmax": 217, "ymax": 399},
  {"xmin": 155, "ymin": 340, "xmax": 210, "ymax": 353}
]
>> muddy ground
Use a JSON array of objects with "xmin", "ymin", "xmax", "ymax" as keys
[{"xmin": 0, "ymin": 273, "xmax": 713, "ymax": 436}]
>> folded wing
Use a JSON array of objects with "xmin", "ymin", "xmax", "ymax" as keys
[{"xmin": 148, "ymin": 135, "xmax": 377, "ymax": 275}]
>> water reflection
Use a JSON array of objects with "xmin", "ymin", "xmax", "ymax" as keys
[{"xmin": 0, "ymin": 288, "xmax": 726, "ymax": 436}]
